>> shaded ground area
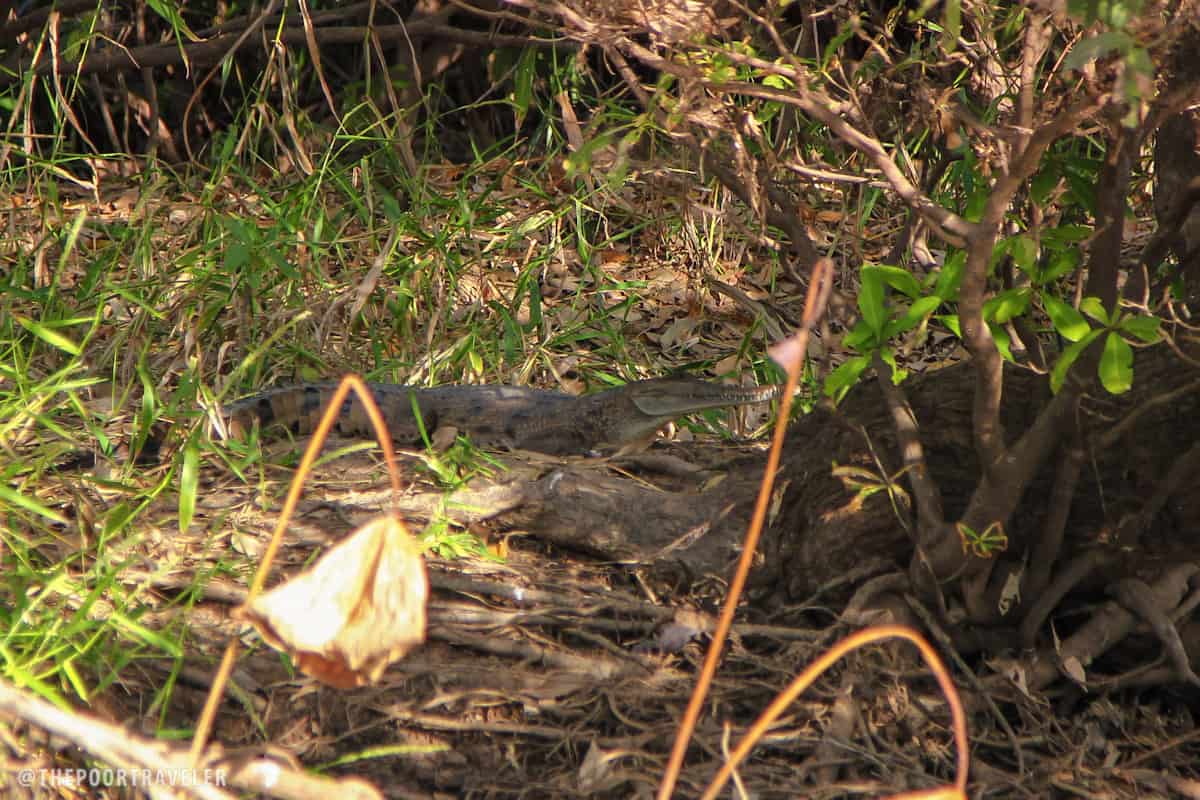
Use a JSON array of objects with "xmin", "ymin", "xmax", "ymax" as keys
[
  {"xmin": 83, "ymin": 376, "xmax": 1200, "ymax": 798},
  {"xmin": 4, "ymin": 24, "xmax": 1200, "ymax": 786},
  {"xmin": 6, "ymin": 164, "xmax": 1198, "ymax": 794}
]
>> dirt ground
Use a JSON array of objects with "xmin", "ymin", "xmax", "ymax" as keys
[{"xmin": 99, "ymin": 406, "xmax": 1200, "ymax": 799}]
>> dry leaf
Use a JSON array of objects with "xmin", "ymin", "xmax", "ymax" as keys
[
  {"xmin": 595, "ymin": 248, "xmax": 630, "ymax": 267},
  {"xmin": 768, "ymin": 335, "xmax": 807, "ymax": 377},
  {"xmin": 1061, "ymin": 655, "xmax": 1087, "ymax": 687},
  {"xmin": 657, "ymin": 316, "xmax": 701, "ymax": 352},
  {"xmin": 577, "ymin": 742, "xmax": 616, "ymax": 794},
  {"xmin": 713, "ymin": 353, "xmax": 741, "ymax": 375},
  {"xmin": 237, "ymin": 516, "xmax": 427, "ymax": 688}
]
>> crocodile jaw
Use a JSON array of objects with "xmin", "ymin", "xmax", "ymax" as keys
[{"xmin": 626, "ymin": 378, "xmax": 780, "ymax": 416}]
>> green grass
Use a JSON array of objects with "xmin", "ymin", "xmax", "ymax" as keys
[{"xmin": 0, "ymin": 28, "xmax": 788, "ymax": 725}]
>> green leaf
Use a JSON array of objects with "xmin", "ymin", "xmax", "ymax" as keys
[
  {"xmin": 1065, "ymin": 179, "xmax": 1098, "ymax": 216},
  {"xmin": 178, "ymin": 439, "xmax": 199, "ymax": 536},
  {"xmin": 1041, "ymin": 292, "xmax": 1091, "ymax": 341},
  {"xmin": 858, "ymin": 268, "xmax": 887, "ymax": 336},
  {"xmin": 843, "ymin": 320, "xmax": 878, "ymax": 352},
  {"xmin": 988, "ymin": 321, "xmax": 1014, "ymax": 362},
  {"xmin": 225, "ymin": 241, "xmax": 250, "ymax": 272},
  {"xmin": 706, "ymin": 58, "xmax": 737, "ymax": 83},
  {"xmin": 965, "ymin": 185, "xmax": 989, "ymax": 222},
  {"xmin": 1030, "ymin": 165, "xmax": 1061, "ymax": 204},
  {"xmin": 860, "ymin": 187, "xmax": 883, "ymax": 229},
  {"xmin": 939, "ymin": 0, "xmax": 961, "ymax": 53},
  {"xmin": 762, "ymin": 73, "xmax": 794, "ymax": 90},
  {"xmin": 1099, "ymin": 331, "xmax": 1132, "ymax": 395},
  {"xmin": 1069, "ymin": 0, "xmax": 1142, "ymax": 27},
  {"xmin": 0, "ymin": 484, "xmax": 68, "ymax": 524},
  {"xmin": 824, "ymin": 355, "xmax": 871, "ymax": 399},
  {"xmin": 1064, "ymin": 163, "xmax": 1099, "ymax": 216},
  {"xmin": 512, "ymin": 47, "xmax": 538, "ymax": 126},
  {"xmin": 146, "ymin": 0, "xmax": 197, "ymax": 38},
  {"xmin": 1079, "ymin": 296, "xmax": 1110, "ymax": 325},
  {"xmin": 1119, "ymin": 315, "xmax": 1161, "ymax": 343},
  {"xmin": 526, "ymin": 280, "xmax": 543, "ymax": 329},
  {"xmin": 1008, "ymin": 236, "xmax": 1039, "ymax": 276},
  {"xmin": 879, "ymin": 347, "xmax": 908, "ymax": 384},
  {"xmin": 108, "ymin": 610, "xmax": 184, "ymax": 657},
  {"xmin": 887, "ymin": 295, "xmax": 943, "ymax": 338},
  {"xmin": 131, "ymin": 357, "xmax": 159, "ymax": 453},
  {"xmin": 1042, "ymin": 224, "xmax": 1093, "ymax": 245},
  {"xmin": 934, "ymin": 252, "xmax": 965, "ymax": 301},
  {"xmin": 821, "ymin": 20, "xmax": 857, "ymax": 70},
  {"xmin": 1099, "ymin": 331, "xmax": 1133, "ymax": 394},
  {"xmin": 1063, "ymin": 31, "xmax": 1132, "ymax": 72},
  {"xmin": 1125, "ymin": 44, "xmax": 1153, "ymax": 78},
  {"xmin": 983, "ymin": 288, "xmax": 1031, "ymax": 324},
  {"xmin": 868, "ymin": 265, "xmax": 922, "ymax": 299},
  {"xmin": 937, "ymin": 314, "xmax": 961, "ymax": 337},
  {"xmin": 1041, "ymin": 249, "xmax": 1082, "ymax": 283},
  {"xmin": 14, "ymin": 316, "xmax": 82, "ymax": 356},
  {"xmin": 1050, "ymin": 329, "xmax": 1103, "ymax": 393}
]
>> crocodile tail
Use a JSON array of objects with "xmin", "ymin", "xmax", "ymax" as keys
[
  {"xmin": 225, "ymin": 384, "xmax": 341, "ymax": 437},
  {"xmin": 224, "ymin": 383, "xmax": 432, "ymax": 443}
]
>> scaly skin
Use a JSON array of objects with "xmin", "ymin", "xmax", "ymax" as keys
[{"xmin": 224, "ymin": 378, "xmax": 780, "ymax": 455}]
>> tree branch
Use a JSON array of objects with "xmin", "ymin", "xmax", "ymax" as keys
[
  {"xmin": 872, "ymin": 351, "xmax": 945, "ymax": 534},
  {"xmin": 958, "ymin": 101, "xmax": 1099, "ymax": 472},
  {"xmin": 18, "ymin": 21, "xmax": 563, "ymax": 80}
]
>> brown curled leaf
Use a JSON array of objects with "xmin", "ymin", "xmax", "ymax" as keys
[{"xmin": 236, "ymin": 515, "xmax": 427, "ymax": 688}]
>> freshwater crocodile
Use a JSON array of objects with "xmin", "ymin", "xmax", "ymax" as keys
[{"xmin": 223, "ymin": 378, "xmax": 780, "ymax": 455}]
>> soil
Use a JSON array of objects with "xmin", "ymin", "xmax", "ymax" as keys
[{"xmin": 108, "ymin": 346, "xmax": 1200, "ymax": 798}]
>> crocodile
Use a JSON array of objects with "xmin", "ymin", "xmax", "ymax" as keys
[{"xmin": 222, "ymin": 378, "xmax": 781, "ymax": 455}]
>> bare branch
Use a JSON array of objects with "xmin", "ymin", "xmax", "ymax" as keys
[
  {"xmin": 958, "ymin": 101, "xmax": 1100, "ymax": 469},
  {"xmin": 872, "ymin": 351, "xmax": 945, "ymax": 534},
  {"xmin": 707, "ymin": 79, "xmax": 977, "ymax": 247},
  {"xmin": 595, "ymin": 41, "xmax": 825, "ymax": 273},
  {"xmin": 0, "ymin": 677, "xmax": 381, "ymax": 800},
  {"xmin": 1023, "ymin": 441, "xmax": 1084, "ymax": 604},
  {"xmin": 598, "ymin": 27, "xmax": 977, "ymax": 247},
  {"xmin": 18, "ymin": 20, "xmax": 564, "ymax": 80},
  {"xmin": 1016, "ymin": 11, "xmax": 1053, "ymax": 141}
]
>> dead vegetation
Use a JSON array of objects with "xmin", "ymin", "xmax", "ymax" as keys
[{"xmin": 2, "ymin": 1, "xmax": 1200, "ymax": 798}]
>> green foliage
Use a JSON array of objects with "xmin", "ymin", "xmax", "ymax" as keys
[
  {"xmin": 825, "ymin": 209, "xmax": 1163, "ymax": 400},
  {"xmin": 825, "ymin": 264, "xmax": 946, "ymax": 399},
  {"xmin": 1049, "ymin": 297, "xmax": 1160, "ymax": 394},
  {"xmin": 1064, "ymin": 0, "xmax": 1155, "ymax": 122},
  {"xmin": 1, "ymin": 1, "xmax": 1188, "ymax": 772},
  {"xmin": 0, "ymin": 0, "xmax": 797, "ymax": 712},
  {"xmin": 1068, "ymin": 0, "xmax": 1144, "ymax": 28},
  {"xmin": 956, "ymin": 520, "xmax": 1008, "ymax": 558}
]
